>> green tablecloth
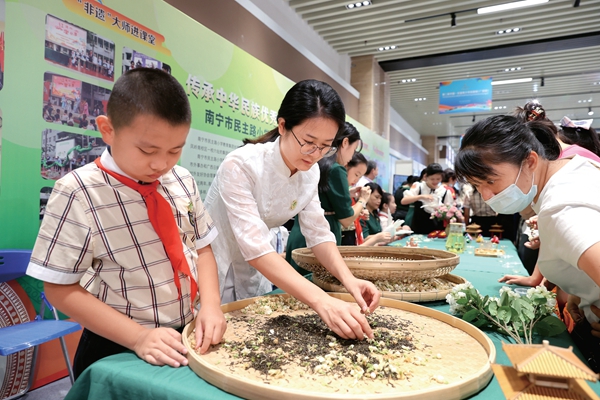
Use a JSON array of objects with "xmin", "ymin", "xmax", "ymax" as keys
[{"xmin": 64, "ymin": 238, "xmax": 600, "ymax": 399}]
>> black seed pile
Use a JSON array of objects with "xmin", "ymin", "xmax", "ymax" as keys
[{"xmin": 225, "ymin": 308, "xmax": 416, "ymax": 377}]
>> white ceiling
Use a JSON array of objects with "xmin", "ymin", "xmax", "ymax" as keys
[{"xmin": 287, "ymin": 0, "xmax": 600, "ymax": 141}]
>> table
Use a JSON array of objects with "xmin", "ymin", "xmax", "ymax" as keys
[{"xmin": 64, "ymin": 238, "xmax": 600, "ymax": 399}]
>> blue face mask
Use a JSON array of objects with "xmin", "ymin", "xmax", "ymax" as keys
[{"xmin": 484, "ymin": 164, "xmax": 537, "ymax": 214}]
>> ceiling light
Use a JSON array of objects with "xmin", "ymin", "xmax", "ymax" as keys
[
  {"xmin": 589, "ymin": 107, "xmax": 594, "ymax": 116},
  {"xmin": 478, "ymin": 0, "xmax": 549, "ymax": 15},
  {"xmin": 491, "ymin": 77, "xmax": 533, "ymax": 85},
  {"xmin": 377, "ymin": 45, "xmax": 397, "ymax": 52},
  {"xmin": 495, "ymin": 27, "xmax": 522, "ymax": 35},
  {"xmin": 346, "ymin": 1, "xmax": 371, "ymax": 9}
]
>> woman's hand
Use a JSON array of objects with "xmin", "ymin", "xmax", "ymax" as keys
[
  {"xmin": 312, "ymin": 296, "xmax": 374, "ymax": 339},
  {"xmin": 373, "ymin": 231, "xmax": 393, "ymax": 245},
  {"xmin": 566, "ymin": 295, "xmax": 584, "ymax": 325},
  {"xmin": 419, "ymin": 194, "xmax": 434, "ymax": 202},
  {"xmin": 359, "ymin": 186, "xmax": 372, "ymax": 202},
  {"xmin": 344, "ymin": 278, "xmax": 381, "ymax": 316},
  {"xmin": 359, "ymin": 208, "xmax": 370, "ymax": 220},
  {"xmin": 498, "ymin": 274, "xmax": 540, "ymax": 286}
]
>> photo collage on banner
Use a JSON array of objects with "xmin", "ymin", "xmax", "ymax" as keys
[
  {"xmin": 45, "ymin": 14, "xmax": 115, "ymax": 82},
  {"xmin": 0, "ymin": 0, "xmax": 390, "ymax": 252}
]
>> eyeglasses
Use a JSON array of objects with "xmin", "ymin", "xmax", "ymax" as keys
[{"xmin": 289, "ymin": 129, "xmax": 337, "ymax": 157}]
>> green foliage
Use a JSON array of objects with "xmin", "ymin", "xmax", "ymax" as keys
[{"xmin": 446, "ymin": 283, "xmax": 566, "ymax": 345}]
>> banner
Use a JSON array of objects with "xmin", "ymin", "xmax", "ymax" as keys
[
  {"xmin": 0, "ymin": 0, "xmax": 390, "ymax": 251},
  {"xmin": 439, "ymin": 77, "xmax": 492, "ymax": 114},
  {"xmin": 51, "ymin": 75, "xmax": 81, "ymax": 100},
  {"xmin": 347, "ymin": 116, "xmax": 390, "ymax": 191},
  {"xmin": 45, "ymin": 14, "xmax": 87, "ymax": 53}
]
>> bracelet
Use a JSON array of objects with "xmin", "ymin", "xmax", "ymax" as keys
[{"xmin": 358, "ymin": 200, "xmax": 366, "ymax": 207}]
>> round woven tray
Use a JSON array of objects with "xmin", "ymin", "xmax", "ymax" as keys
[
  {"xmin": 312, "ymin": 273, "xmax": 467, "ymax": 303},
  {"xmin": 292, "ymin": 246, "xmax": 460, "ymax": 280},
  {"xmin": 183, "ymin": 293, "xmax": 495, "ymax": 400}
]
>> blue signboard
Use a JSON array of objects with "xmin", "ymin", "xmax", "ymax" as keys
[{"xmin": 439, "ymin": 77, "xmax": 492, "ymax": 114}]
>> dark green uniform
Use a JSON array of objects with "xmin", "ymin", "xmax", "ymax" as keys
[
  {"xmin": 360, "ymin": 210, "xmax": 382, "ymax": 238},
  {"xmin": 286, "ymin": 163, "xmax": 354, "ymax": 274}
]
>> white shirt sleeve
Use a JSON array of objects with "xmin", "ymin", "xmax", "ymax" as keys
[
  {"xmin": 217, "ymin": 157, "xmax": 276, "ymax": 261},
  {"xmin": 298, "ymin": 189, "xmax": 336, "ymax": 248}
]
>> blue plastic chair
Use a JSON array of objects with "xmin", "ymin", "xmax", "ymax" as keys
[{"xmin": 0, "ymin": 250, "xmax": 82, "ymax": 399}]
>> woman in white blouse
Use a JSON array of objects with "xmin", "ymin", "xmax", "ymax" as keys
[{"xmin": 205, "ymin": 80, "xmax": 380, "ymax": 340}]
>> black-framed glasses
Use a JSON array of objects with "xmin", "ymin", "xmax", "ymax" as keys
[{"xmin": 289, "ymin": 129, "xmax": 337, "ymax": 157}]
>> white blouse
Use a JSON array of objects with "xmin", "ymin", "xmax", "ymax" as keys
[{"xmin": 204, "ymin": 138, "xmax": 335, "ymax": 300}]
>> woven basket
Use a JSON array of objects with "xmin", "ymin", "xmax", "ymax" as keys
[
  {"xmin": 312, "ymin": 273, "xmax": 467, "ymax": 303},
  {"xmin": 291, "ymin": 246, "xmax": 460, "ymax": 280}
]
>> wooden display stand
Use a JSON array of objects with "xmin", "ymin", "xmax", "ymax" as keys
[
  {"xmin": 493, "ymin": 341, "xmax": 599, "ymax": 400},
  {"xmin": 465, "ymin": 223, "xmax": 482, "ymax": 237},
  {"xmin": 489, "ymin": 224, "xmax": 504, "ymax": 240}
]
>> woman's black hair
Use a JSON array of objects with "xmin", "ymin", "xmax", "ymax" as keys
[
  {"xmin": 365, "ymin": 182, "xmax": 384, "ymax": 201},
  {"xmin": 346, "ymin": 151, "xmax": 368, "ymax": 170},
  {"xmin": 243, "ymin": 79, "xmax": 345, "ymax": 145},
  {"xmin": 318, "ymin": 122, "xmax": 362, "ymax": 193},
  {"xmin": 455, "ymin": 115, "xmax": 561, "ymax": 183},
  {"xmin": 558, "ymin": 125, "xmax": 600, "ymax": 157},
  {"xmin": 318, "ymin": 150, "xmax": 367, "ymax": 193},
  {"xmin": 443, "ymin": 168, "xmax": 456, "ymax": 182},
  {"xmin": 379, "ymin": 192, "xmax": 393, "ymax": 212},
  {"xmin": 418, "ymin": 168, "xmax": 427, "ymax": 180},
  {"xmin": 424, "ymin": 163, "xmax": 444, "ymax": 177}
]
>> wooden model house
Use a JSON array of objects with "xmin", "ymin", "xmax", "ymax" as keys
[{"xmin": 493, "ymin": 340, "xmax": 600, "ymax": 399}]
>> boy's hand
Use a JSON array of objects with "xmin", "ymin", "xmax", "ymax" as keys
[
  {"xmin": 133, "ymin": 327, "xmax": 189, "ymax": 368},
  {"xmin": 194, "ymin": 304, "xmax": 228, "ymax": 354}
]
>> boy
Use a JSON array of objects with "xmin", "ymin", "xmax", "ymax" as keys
[{"xmin": 27, "ymin": 68, "xmax": 226, "ymax": 379}]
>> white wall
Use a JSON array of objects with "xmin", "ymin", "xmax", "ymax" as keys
[{"xmin": 236, "ymin": 0, "xmax": 357, "ymax": 98}]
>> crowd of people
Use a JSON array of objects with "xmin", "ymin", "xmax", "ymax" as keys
[
  {"xmin": 26, "ymin": 68, "xmax": 600, "ymax": 383},
  {"xmin": 43, "ymin": 97, "xmax": 104, "ymax": 130},
  {"xmin": 69, "ymin": 48, "xmax": 114, "ymax": 79}
]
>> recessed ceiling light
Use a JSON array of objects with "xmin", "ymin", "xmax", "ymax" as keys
[
  {"xmin": 378, "ymin": 45, "xmax": 397, "ymax": 52},
  {"xmin": 495, "ymin": 27, "xmax": 522, "ymax": 35},
  {"xmin": 346, "ymin": 1, "xmax": 371, "ymax": 9}
]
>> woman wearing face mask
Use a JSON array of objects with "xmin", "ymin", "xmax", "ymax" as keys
[
  {"xmin": 205, "ymin": 80, "xmax": 379, "ymax": 340},
  {"xmin": 401, "ymin": 163, "xmax": 454, "ymax": 234},
  {"xmin": 455, "ymin": 115, "xmax": 600, "ymax": 371},
  {"xmin": 285, "ymin": 122, "xmax": 371, "ymax": 272}
]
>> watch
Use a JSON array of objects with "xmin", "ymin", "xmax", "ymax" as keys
[{"xmin": 358, "ymin": 200, "xmax": 367, "ymax": 207}]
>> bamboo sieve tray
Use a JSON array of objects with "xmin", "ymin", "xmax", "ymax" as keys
[
  {"xmin": 312, "ymin": 273, "xmax": 467, "ymax": 303},
  {"xmin": 292, "ymin": 246, "xmax": 460, "ymax": 280},
  {"xmin": 183, "ymin": 293, "xmax": 495, "ymax": 400}
]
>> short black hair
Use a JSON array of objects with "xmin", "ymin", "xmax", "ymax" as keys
[
  {"xmin": 366, "ymin": 160, "xmax": 378, "ymax": 175},
  {"xmin": 107, "ymin": 67, "xmax": 191, "ymax": 130},
  {"xmin": 425, "ymin": 163, "xmax": 444, "ymax": 177}
]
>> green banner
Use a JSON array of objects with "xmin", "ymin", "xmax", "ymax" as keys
[{"xmin": 0, "ymin": 0, "xmax": 389, "ymax": 249}]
